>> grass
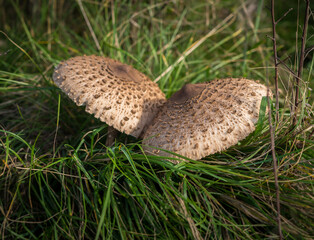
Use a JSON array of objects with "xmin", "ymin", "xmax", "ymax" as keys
[{"xmin": 0, "ymin": 0, "xmax": 313, "ymax": 239}]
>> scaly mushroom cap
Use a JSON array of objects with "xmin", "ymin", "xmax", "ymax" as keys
[
  {"xmin": 53, "ymin": 55, "xmax": 166, "ymax": 137},
  {"xmin": 143, "ymin": 78, "xmax": 268, "ymax": 162}
]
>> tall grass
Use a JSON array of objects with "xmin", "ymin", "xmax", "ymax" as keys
[{"xmin": 0, "ymin": 0, "xmax": 313, "ymax": 239}]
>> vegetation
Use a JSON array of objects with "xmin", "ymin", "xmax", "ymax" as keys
[{"xmin": 0, "ymin": 0, "xmax": 313, "ymax": 239}]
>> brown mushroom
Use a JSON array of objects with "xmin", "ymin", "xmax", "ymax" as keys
[
  {"xmin": 52, "ymin": 55, "xmax": 166, "ymax": 144},
  {"xmin": 142, "ymin": 78, "xmax": 269, "ymax": 163}
]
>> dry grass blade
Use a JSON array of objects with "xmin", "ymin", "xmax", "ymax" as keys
[
  {"xmin": 267, "ymin": 88, "xmax": 283, "ymax": 240},
  {"xmin": 76, "ymin": 0, "xmax": 103, "ymax": 54},
  {"xmin": 270, "ymin": 0, "xmax": 279, "ymax": 122},
  {"xmin": 178, "ymin": 197, "xmax": 203, "ymax": 240},
  {"xmin": 294, "ymin": 0, "xmax": 310, "ymax": 125},
  {"xmin": 154, "ymin": 12, "xmax": 235, "ymax": 82}
]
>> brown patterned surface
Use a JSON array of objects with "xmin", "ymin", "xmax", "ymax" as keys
[
  {"xmin": 143, "ymin": 78, "xmax": 268, "ymax": 162},
  {"xmin": 53, "ymin": 55, "xmax": 166, "ymax": 137}
]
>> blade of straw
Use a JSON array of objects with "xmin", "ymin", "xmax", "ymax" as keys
[{"xmin": 154, "ymin": 13, "xmax": 235, "ymax": 83}]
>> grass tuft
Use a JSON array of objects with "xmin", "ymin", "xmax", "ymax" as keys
[{"xmin": 1, "ymin": 0, "xmax": 313, "ymax": 239}]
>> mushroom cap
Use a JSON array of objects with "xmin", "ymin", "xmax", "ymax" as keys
[
  {"xmin": 142, "ymin": 78, "xmax": 269, "ymax": 162},
  {"xmin": 53, "ymin": 55, "xmax": 166, "ymax": 138}
]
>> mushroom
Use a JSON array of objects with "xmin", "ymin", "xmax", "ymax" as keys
[
  {"xmin": 142, "ymin": 78, "xmax": 269, "ymax": 163},
  {"xmin": 52, "ymin": 55, "xmax": 166, "ymax": 144}
]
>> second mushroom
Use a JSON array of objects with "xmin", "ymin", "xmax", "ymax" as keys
[{"xmin": 142, "ymin": 78, "xmax": 268, "ymax": 163}]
